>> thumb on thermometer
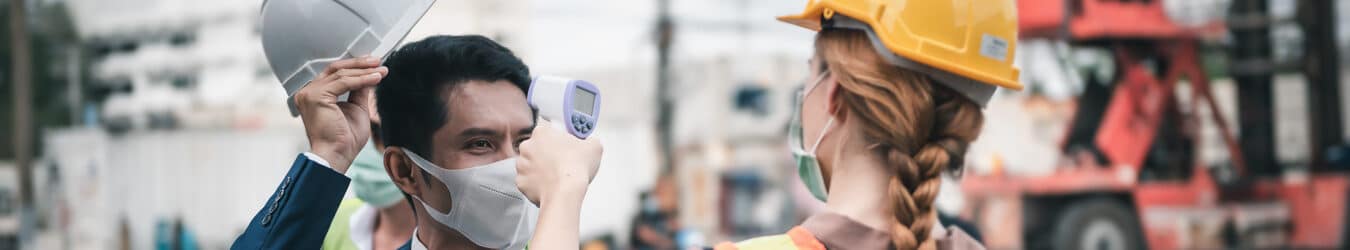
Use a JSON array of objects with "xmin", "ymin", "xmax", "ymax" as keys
[
  {"xmin": 546, "ymin": 118, "xmax": 569, "ymax": 131},
  {"xmin": 518, "ymin": 119, "xmax": 604, "ymax": 201}
]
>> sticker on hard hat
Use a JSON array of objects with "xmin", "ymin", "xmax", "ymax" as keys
[
  {"xmin": 527, "ymin": 76, "xmax": 601, "ymax": 139},
  {"xmin": 980, "ymin": 34, "xmax": 1009, "ymax": 62}
]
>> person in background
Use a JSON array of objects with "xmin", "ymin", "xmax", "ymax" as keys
[
  {"xmin": 156, "ymin": 216, "xmax": 199, "ymax": 250},
  {"xmin": 118, "ymin": 217, "xmax": 132, "ymax": 250},
  {"xmin": 629, "ymin": 174, "xmax": 680, "ymax": 250},
  {"xmin": 322, "ymin": 120, "xmax": 416, "ymax": 250}
]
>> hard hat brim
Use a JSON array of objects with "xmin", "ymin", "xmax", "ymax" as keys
[{"xmin": 776, "ymin": 14, "xmax": 822, "ymax": 32}]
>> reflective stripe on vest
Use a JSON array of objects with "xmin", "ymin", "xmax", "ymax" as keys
[{"xmin": 714, "ymin": 227, "xmax": 826, "ymax": 250}]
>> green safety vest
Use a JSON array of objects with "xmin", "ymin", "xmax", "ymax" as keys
[
  {"xmin": 322, "ymin": 199, "xmax": 367, "ymax": 250},
  {"xmin": 715, "ymin": 227, "xmax": 825, "ymax": 250}
]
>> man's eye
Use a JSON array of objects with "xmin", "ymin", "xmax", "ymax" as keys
[
  {"xmin": 514, "ymin": 137, "xmax": 530, "ymax": 147},
  {"xmin": 469, "ymin": 140, "xmax": 493, "ymax": 149}
]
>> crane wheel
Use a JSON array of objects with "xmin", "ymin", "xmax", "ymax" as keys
[{"xmin": 1051, "ymin": 198, "xmax": 1145, "ymax": 250}]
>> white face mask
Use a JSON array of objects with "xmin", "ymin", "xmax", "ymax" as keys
[{"xmin": 405, "ymin": 151, "xmax": 538, "ymax": 250}]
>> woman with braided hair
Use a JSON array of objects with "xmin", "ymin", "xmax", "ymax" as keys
[
  {"xmin": 713, "ymin": 1, "xmax": 1023, "ymax": 249},
  {"xmin": 715, "ymin": 28, "xmax": 987, "ymax": 250}
]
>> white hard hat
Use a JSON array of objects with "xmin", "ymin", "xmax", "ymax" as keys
[{"xmin": 260, "ymin": 0, "xmax": 436, "ymax": 116}]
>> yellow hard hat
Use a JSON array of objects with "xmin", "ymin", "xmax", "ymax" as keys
[{"xmin": 778, "ymin": 0, "xmax": 1023, "ymax": 106}]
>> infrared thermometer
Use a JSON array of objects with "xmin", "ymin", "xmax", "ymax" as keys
[{"xmin": 528, "ymin": 76, "xmax": 601, "ymax": 139}]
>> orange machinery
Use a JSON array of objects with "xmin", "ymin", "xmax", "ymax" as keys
[{"xmin": 961, "ymin": 0, "xmax": 1350, "ymax": 249}]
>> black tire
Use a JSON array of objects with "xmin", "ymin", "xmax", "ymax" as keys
[{"xmin": 1051, "ymin": 198, "xmax": 1146, "ymax": 250}]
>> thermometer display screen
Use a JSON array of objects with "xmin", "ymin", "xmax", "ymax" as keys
[{"xmin": 574, "ymin": 88, "xmax": 596, "ymax": 115}]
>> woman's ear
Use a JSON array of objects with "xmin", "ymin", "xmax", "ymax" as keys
[
  {"xmin": 823, "ymin": 75, "xmax": 849, "ymax": 123},
  {"xmin": 384, "ymin": 147, "xmax": 421, "ymax": 197}
]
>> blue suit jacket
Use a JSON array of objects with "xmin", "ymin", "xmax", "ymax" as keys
[{"xmin": 231, "ymin": 154, "xmax": 351, "ymax": 250}]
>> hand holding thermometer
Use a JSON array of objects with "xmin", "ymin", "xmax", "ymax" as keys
[{"xmin": 528, "ymin": 76, "xmax": 601, "ymax": 139}]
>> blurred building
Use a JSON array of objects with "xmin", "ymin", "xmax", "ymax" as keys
[
  {"xmin": 47, "ymin": 1, "xmax": 292, "ymax": 248},
  {"xmin": 665, "ymin": 53, "xmax": 808, "ymax": 243},
  {"xmin": 526, "ymin": 50, "xmax": 810, "ymax": 246},
  {"xmin": 67, "ymin": 0, "xmax": 290, "ymax": 133},
  {"xmin": 65, "ymin": 0, "xmax": 533, "ymax": 133}
]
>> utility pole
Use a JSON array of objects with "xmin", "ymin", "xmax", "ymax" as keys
[
  {"xmin": 67, "ymin": 47, "xmax": 82, "ymax": 125},
  {"xmin": 1298, "ymin": 0, "xmax": 1342, "ymax": 169},
  {"xmin": 1229, "ymin": 0, "xmax": 1277, "ymax": 176},
  {"xmin": 655, "ymin": 0, "xmax": 675, "ymax": 173},
  {"xmin": 10, "ymin": 0, "xmax": 35, "ymax": 212}
]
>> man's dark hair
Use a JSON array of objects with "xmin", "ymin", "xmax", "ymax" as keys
[{"xmin": 376, "ymin": 35, "xmax": 531, "ymax": 157}]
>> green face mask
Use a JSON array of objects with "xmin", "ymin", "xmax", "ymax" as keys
[
  {"xmin": 790, "ymin": 73, "xmax": 834, "ymax": 202},
  {"xmin": 348, "ymin": 140, "xmax": 405, "ymax": 208}
]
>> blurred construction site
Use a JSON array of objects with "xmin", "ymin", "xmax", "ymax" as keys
[{"xmin": 1, "ymin": 0, "xmax": 1349, "ymax": 249}]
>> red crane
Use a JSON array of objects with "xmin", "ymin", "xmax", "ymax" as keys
[{"xmin": 960, "ymin": 0, "xmax": 1350, "ymax": 249}]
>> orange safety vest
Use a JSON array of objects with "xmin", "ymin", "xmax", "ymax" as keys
[{"xmin": 714, "ymin": 227, "xmax": 826, "ymax": 250}]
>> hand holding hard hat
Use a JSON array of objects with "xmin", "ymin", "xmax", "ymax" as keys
[
  {"xmin": 258, "ymin": 0, "xmax": 434, "ymax": 171},
  {"xmin": 295, "ymin": 56, "xmax": 386, "ymax": 173}
]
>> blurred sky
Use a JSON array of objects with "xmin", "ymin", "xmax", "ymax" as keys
[
  {"xmin": 59, "ymin": 0, "xmax": 1350, "ymax": 73},
  {"xmin": 525, "ymin": 0, "xmax": 813, "ymax": 74}
]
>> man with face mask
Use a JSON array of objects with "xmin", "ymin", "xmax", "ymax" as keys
[
  {"xmin": 232, "ymin": 35, "xmax": 603, "ymax": 250},
  {"xmin": 374, "ymin": 35, "xmax": 542, "ymax": 250}
]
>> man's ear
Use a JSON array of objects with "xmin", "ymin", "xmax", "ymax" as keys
[{"xmin": 384, "ymin": 146, "xmax": 421, "ymax": 197}]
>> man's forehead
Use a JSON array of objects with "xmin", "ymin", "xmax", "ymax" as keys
[{"xmin": 440, "ymin": 80, "xmax": 532, "ymax": 129}]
